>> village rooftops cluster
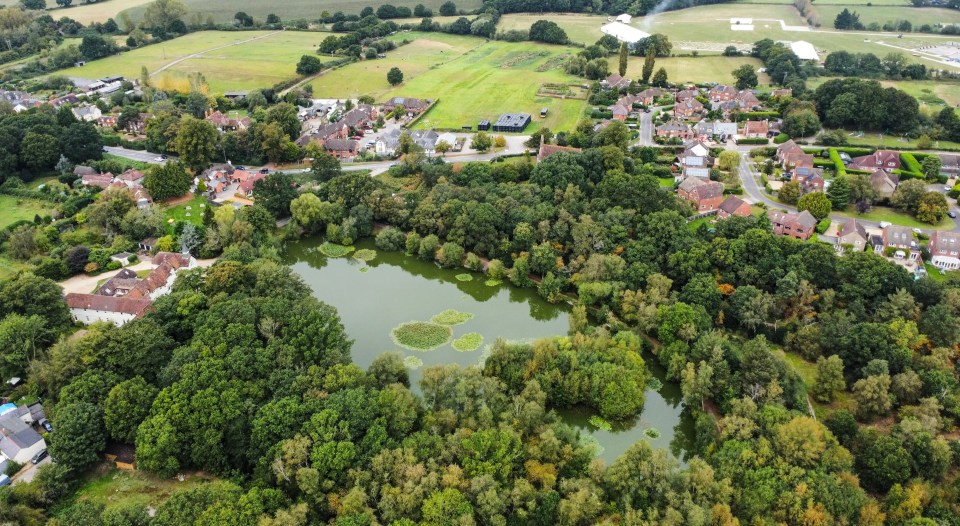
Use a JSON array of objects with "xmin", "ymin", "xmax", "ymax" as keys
[{"xmin": 75, "ymin": 166, "xmax": 152, "ymax": 208}]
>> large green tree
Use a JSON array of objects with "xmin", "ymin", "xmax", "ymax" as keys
[
  {"xmin": 174, "ymin": 116, "xmax": 218, "ymax": 172},
  {"xmin": 797, "ymin": 191, "xmax": 831, "ymax": 220},
  {"xmin": 49, "ymin": 402, "xmax": 107, "ymax": 472},
  {"xmin": 104, "ymin": 377, "xmax": 159, "ymax": 443},
  {"xmin": 144, "ymin": 161, "xmax": 191, "ymax": 201},
  {"xmin": 252, "ymin": 172, "xmax": 298, "ymax": 218}
]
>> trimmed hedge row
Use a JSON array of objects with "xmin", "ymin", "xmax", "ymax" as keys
[
  {"xmin": 829, "ymin": 148, "xmax": 848, "ymax": 177},
  {"xmin": 737, "ymin": 111, "xmax": 779, "ymax": 122},
  {"xmin": 737, "ymin": 137, "xmax": 769, "ymax": 145}
]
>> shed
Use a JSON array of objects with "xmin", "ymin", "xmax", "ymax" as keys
[
  {"xmin": 492, "ymin": 113, "xmax": 532, "ymax": 133},
  {"xmin": 477, "ymin": 119, "xmax": 490, "ymax": 131}
]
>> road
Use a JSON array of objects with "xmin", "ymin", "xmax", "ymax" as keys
[
  {"xmin": 103, "ymin": 146, "xmax": 176, "ymax": 165},
  {"xmin": 735, "ymin": 149, "xmax": 960, "ymax": 234},
  {"xmin": 638, "ymin": 110, "xmax": 654, "ymax": 146}
]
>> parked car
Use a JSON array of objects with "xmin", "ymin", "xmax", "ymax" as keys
[
  {"xmin": 259, "ymin": 168, "xmax": 270, "ymax": 174},
  {"xmin": 39, "ymin": 419, "xmax": 52, "ymax": 433},
  {"xmin": 949, "ymin": 211, "xmax": 957, "ymax": 218},
  {"xmin": 31, "ymin": 449, "xmax": 47, "ymax": 464},
  {"xmin": 880, "ymin": 221, "xmax": 892, "ymax": 228},
  {"xmin": 945, "ymin": 185, "xmax": 953, "ymax": 191},
  {"xmin": 152, "ymin": 156, "xmax": 165, "ymax": 162},
  {"xmin": 0, "ymin": 475, "xmax": 10, "ymax": 487},
  {"xmin": 235, "ymin": 165, "xmax": 246, "ymax": 170}
]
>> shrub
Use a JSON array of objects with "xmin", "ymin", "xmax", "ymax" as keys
[
  {"xmin": 773, "ymin": 133, "xmax": 790, "ymax": 144},
  {"xmin": 376, "ymin": 226, "xmax": 406, "ymax": 251},
  {"xmin": 816, "ymin": 218, "xmax": 832, "ymax": 234}
]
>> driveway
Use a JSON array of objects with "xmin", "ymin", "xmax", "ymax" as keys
[
  {"xmin": 59, "ymin": 257, "xmax": 219, "ymax": 295},
  {"xmin": 12, "ymin": 456, "xmax": 50, "ymax": 485}
]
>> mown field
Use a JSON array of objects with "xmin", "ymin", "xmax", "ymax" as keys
[
  {"xmin": 312, "ymin": 32, "xmax": 588, "ymax": 132},
  {"xmin": 815, "ymin": 5, "xmax": 960, "ymax": 27},
  {"xmin": 47, "ymin": 0, "xmax": 153, "ymax": 25},
  {"xmin": 627, "ymin": 55, "xmax": 770, "ymax": 84},
  {"xmin": 498, "ymin": 13, "xmax": 610, "ymax": 45},
  {"xmin": 121, "ymin": 0, "xmax": 484, "ymax": 25},
  {"xmin": 55, "ymin": 31, "xmax": 326, "ymax": 93}
]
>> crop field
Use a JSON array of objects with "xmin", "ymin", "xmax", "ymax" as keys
[
  {"xmin": 121, "ymin": 0, "xmax": 484, "ymax": 25},
  {"xmin": 626, "ymin": 55, "xmax": 770, "ymax": 84},
  {"xmin": 55, "ymin": 31, "xmax": 326, "ymax": 93},
  {"xmin": 815, "ymin": 6, "xmax": 960, "ymax": 28},
  {"xmin": 47, "ymin": 0, "xmax": 153, "ymax": 25}
]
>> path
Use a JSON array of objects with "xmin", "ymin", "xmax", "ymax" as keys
[
  {"xmin": 150, "ymin": 30, "xmax": 284, "ymax": 76},
  {"xmin": 58, "ymin": 257, "xmax": 219, "ymax": 295}
]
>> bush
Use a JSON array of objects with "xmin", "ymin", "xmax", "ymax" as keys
[
  {"xmin": 816, "ymin": 218, "xmax": 832, "ymax": 234},
  {"xmin": 375, "ymin": 226, "xmax": 406, "ymax": 252},
  {"xmin": 104, "ymin": 260, "xmax": 121, "ymax": 271},
  {"xmin": 737, "ymin": 137, "xmax": 769, "ymax": 145},
  {"xmin": 773, "ymin": 133, "xmax": 790, "ymax": 144}
]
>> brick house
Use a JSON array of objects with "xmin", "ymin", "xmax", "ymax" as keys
[
  {"xmin": 612, "ymin": 103, "xmax": 630, "ymax": 122},
  {"xmin": 775, "ymin": 140, "xmax": 803, "ymax": 164},
  {"xmin": 768, "ymin": 209, "xmax": 817, "ymax": 240},
  {"xmin": 676, "ymin": 88, "xmax": 700, "ymax": 102},
  {"xmin": 708, "ymin": 85, "xmax": 737, "ymax": 102},
  {"xmin": 717, "ymin": 195, "xmax": 751, "ymax": 218},
  {"xmin": 537, "ymin": 138, "xmax": 581, "ymax": 162},
  {"xmin": 383, "ymin": 97, "xmax": 431, "ymax": 115},
  {"xmin": 851, "ymin": 150, "xmax": 901, "ymax": 171},
  {"xmin": 929, "ymin": 231, "xmax": 960, "ymax": 269},
  {"xmin": 674, "ymin": 98, "xmax": 705, "ymax": 120},
  {"xmin": 792, "ymin": 166, "xmax": 825, "ymax": 194},
  {"xmin": 656, "ymin": 120, "xmax": 693, "ymax": 139},
  {"xmin": 836, "ymin": 218, "xmax": 867, "ymax": 252},
  {"xmin": 323, "ymin": 138, "xmax": 359, "ymax": 159},
  {"xmin": 741, "ymin": 120, "xmax": 769, "ymax": 138},
  {"xmin": 882, "ymin": 225, "xmax": 920, "ymax": 261},
  {"xmin": 601, "ymin": 74, "xmax": 632, "ymax": 90},
  {"xmin": 869, "ymin": 168, "xmax": 900, "ymax": 198},
  {"xmin": 637, "ymin": 88, "xmax": 664, "ymax": 105},
  {"xmin": 677, "ymin": 178, "xmax": 725, "ymax": 212}
]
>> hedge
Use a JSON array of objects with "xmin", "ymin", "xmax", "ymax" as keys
[
  {"xmin": 900, "ymin": 153, "xmax": 922, "ymax": 173},
  {"xmin": 737, "ymin": 111, "xmax": 779, "ymax": 122},
  {"xmin": 829, "ymin": 148, "xmax": 848, "ymax": 177},
  {"xmin": 737, "ymin": 137, "xmax": 770, "ymax": 145},
  {"xmin": 806, "ymin": 146, "xmax": 873, "ymax": 156},
  {"xmin": 816, "ymin": 219, "xmax": 832, "ymax": 234}
]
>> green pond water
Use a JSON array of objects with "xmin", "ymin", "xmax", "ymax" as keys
[{"xmin": 283, "ymin": 238, "xmax": 695, "ymax": 462}]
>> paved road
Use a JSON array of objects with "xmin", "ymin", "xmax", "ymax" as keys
[
  {"xmin": 12, "ymin": 456, "xmax": 50, "ymax": 485},
  {"xmin": 638, "ymin": 110, "xmax": 654, "ymax": 146},
  {"xmin": 103, "ymin": 146, "xmax": 175, "ymax": 165}
]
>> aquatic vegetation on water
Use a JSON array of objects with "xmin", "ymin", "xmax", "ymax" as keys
[
  {"xmin": 645, "ymin": 427, "xmax": 661, "ymax": 439},
  {"xmin": 359, "ymin": 267, "xmax": 369, "ymax": 273},
  {"xmin": 431, "ymin": 309, "xmax": 475, "ymax": 326},
  {"xmin": 452, "ymin": 333, "xmax": 483, "ymax": 352},
  {"xmin": 391, "ymin": 322, "xmax": 452, "ymax": 351},
  {"xmin": 353, "ymin": 249, "xmax": 377, "ymax": 262},
  {"xmin": 403, "ymin": 356, "xmax": 424, "ymax": 369},
  {"xmin": 589, "ymin": 415, "xmax": 612, "ymax": 431},
  {"xmin": 646, "ymin": 377, "xmax": 663, "ymax": 391},
  {"xmin": 455, "ymin": 273, "xmax": 474, "ymax": 282},
  {"xmin": 318, "ymin": 242, "xmax": 355, "ymax": 257},
  {"xmin": 484, "ymin": 279, "xmax": 502, "ymax": 287}
]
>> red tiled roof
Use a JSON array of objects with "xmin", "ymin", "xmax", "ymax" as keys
[{"xmin": 64, "ymin": 293, "xmax": 152, "ymax": 317}]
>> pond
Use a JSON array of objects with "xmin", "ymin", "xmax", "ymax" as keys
[{"xmin": 283, "ymin": 238, "xmax": 694, "ymax": 463}]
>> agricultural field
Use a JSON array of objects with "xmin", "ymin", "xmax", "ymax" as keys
[
  {"xmin": 47, "ymin": 0, "xmax": 154, "ymax": 25},
  {"xmin": 735, "ymin": 0, "xmax": 917, "ymax": 4},
  {"xmin": 311, "ymin": 32, "xmax": 588, "ymax": 132},
  {"xmin": 55, "ymin": 31, "xmax": 326, "ymax": 93},
  {"xmin": 626, "ymin": 55, "xmax": 770, "ymax": 84},
  {"xmin": 121, "ymin": 0, "xmax": 483, "ymax": 25},
  {"xmin": 498, "ymin": 13, "xmax": 610, "ymax": 45},
  {"xmin": 815, "ymin": 6, "xmax": 960, "ymax": 28}
]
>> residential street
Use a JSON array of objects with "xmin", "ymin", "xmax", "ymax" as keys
[{"xmin": 103, "ymin": 146, "xmax": 176, "ymax": 165}]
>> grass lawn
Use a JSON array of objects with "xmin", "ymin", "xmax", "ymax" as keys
[
  {"xmin": 315, "ymin": 33, "xmax": 589, "ymax": 133},
  {"xmin": 68, "ymin": 468, "xmax": 215, "ymax": 512},
  {"xmin": 0, "ymin": 255, "xmax": 30, "ymax": 281},
  {"xmin": 121, "ymin": 0, "xmax": 484, "ymax": 25},
  {"xmin": 47, "ymin": 0, "xmax": 154, "ymax": 25},
  {"xmin": 103, "ymin": 153, "xmax": 151, "ymax": 171},
  {"xmin": 817, "ymin": 127, "xmax": 960, "ymax": 151},
  {"xmin": 0, "ymin": 195, "xmax": 54, "ymax": 229},
  {"xmin": 627, "ymin": 55, "xmax": 770, "ymax": 85},
  {"xmin": 659, "ymin": 177, "xmax": 676, "ymax": 187},
  {"xmin": 55, "ymin": 31, "xmax": 326, "ymax": 94},
  {"xmin": 815, "ymin": 6, "xmax": 960, "ymax": 28},
  {"xmin": 835, "ymin": 206, "xmax": 952, "ymax": 229},
  {"xmin": 164, "ymin": 194, "xmax": 208, "ymax": 229}
]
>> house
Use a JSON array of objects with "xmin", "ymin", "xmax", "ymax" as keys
[
  {"xmin": 708, "ymin": 85, "xmax": 737, "ymax": 102},
  {"xmin": 674, "ymin": 98, "xmax": 704, "ymax": 120},
  {"xmin": 694, "ymin": 120, "xmax": 738, "ymax": 141},
  {"xmin": 882, "ymin": 225, "xmax": 920, "ymax": 261},
  {"xmin": 81, "ymin": 173, "xmax": 114, "ymax": 188},
  {"xmin": 677, "ymin": 178, "xmax": 725, "ymax": 212},
  {"xmin": 775, "ymin": 139, "xmax": 804, "ymax": 164},
  {"xmin": 296, "ymin": 121, "xmax": 350, "ymax": 147},
  {"xmin": 675, "ymin": 89, "xmax": 700, "ymax": 102},
  {"xmin": 118, "ymin": 168, "xmax": 145, "ymax": 185},
  {"xmin": 939, "ymin": 154, "xmax": 960, "ymax": 175},
  {"xmin": 742, "ymin": 120, "xmax": 769, "ymax": 138},
  {"xmin": 735, "ymin": 90, "xmax": 762, "ymax": 111},
  {"xmin": 637, "ymin": 88, "xmax": 664, "ymax": 105},
  {"xmin": 836, "ymin": 219, "xmax": 868, "ymax": 252},
  {"xmin": 110, "ymin": 252, "xmax": 134, "ymax": 266},
  {"xmin": 383, "ymin": 97, "xmax": 431, "ymax": 115},
  {"xmin": 852, "ymin": 150, "xmax": 901, "ymax": 171},
  {"xmin": 492, "ymin": 113, "xmax": 532, "ymax": 133},
  {"xmin": 717, "ymin": 195, "xmax": 752, "ymax": 218},
  {"xmin": 615, "ymin": 13, "xmax": 632, "ymax": 23},
  {"xmin": 97, "ymin": 114, "xmax": 117, "ymax": 128},
  {"xmin": 206, "ymin": 110, "xmax": 252, "ymax": 132},
  {"xmin": 323, "ymin": 138, "xmax": 359, "ymax": 159},
  {"xmin": 681, "ymin": 140, "xmax": 710, "ymax": 159},
  {"xmin": 769, "ymin": 209, "xmax": 817, "ymax": 240},
  {"xmin": 71, "ymin": 104, "xmax": 102, "ymax": 122},
  {"xmin": 341, "ymin": 105, "xmax": 378, "ymax": 129},
  {"xmin": 682, "ymin": 166, "xmax": 711, "ymax": 180},
  {"xmin": 611, "ymin": 103, "xmax": 631, "ymax": 122},
  {"xmin": 601, "ymin": 73, "xmax": 632, "ymax": 90},
  {"xmin": 656, "ymin": 120, "xmax": 693, "ymax": 139},
  {"xmin": 930, "ymin": 231, "xmax": 960, "ymax": 269},
  {"xmin": 865, "ymin": 168, "xmax": 899, "ymax": 199},
  {"xmin": 409, "ymin": 129, "xmax": 439, "ymax": 152},
  {"xmin": 223, "ymin": 91, "xmax": 249, "ymax": 100},
  {"xmin": 772, "ymin": 88, "xmax": 793, "ymax": 98},
  {"xmin": 792, "ymin": 166, "xmax": 825, "ymax": 194},
  {"xmin": 239, "ymin": 172, "xmax": 266, "ymax": 197},
  {"xmin": 537, "ymin": 137, "xmax": 582, "ymax": 162},
  {"xmin": 0, "ymin": 408, "xmax": 45, "ymax": 464},
  {"xmin": 65, "ymin": 252, "xmax": 194, "ymax": 325}
]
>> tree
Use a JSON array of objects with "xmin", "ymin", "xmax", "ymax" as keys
[
  {"xmin": 782, "ymin": 109, "xmax": 821, "ymax": 138},
  {"xmin": 296, "ymin": 54, "xmax": 322, "ymax": 75},
  {"xmin": 834, "ymin": 8, "xmax": 862, "ymax": 30},
  {"xmin": 921, "ymin": 155, "xmax": 941, "ymax": 180},
  {"xmin": 144, "ymin": 161, "xmax": 191, "ymax": 201},
  {"xmin": 183, "ymin": 91, "xmax": 209, "ymax": 119},
  {"xmin": 0, "ymin": 274, "xmax": 72, "ymax": 330},
  {"xmin": 891, "ymin": 179, "xmax": 928, "ymax": 213},
  {"xmin": 265, "ymin": 102, "xmax": 301, "ymax": 140},
  {"xmin": 252, "ymin": 172, "xmax": 297, "ymax": 218},
  {"xmin": 435, "ymin": 140, "xmax": 451, "ymax": 156},
  {"xmin": 422, "ymin": 488, "xmax": 473, "ymax": 526},
  {"xmin": 471, "ymin": 131, "xmax": 491, "ymax": 152},
  {"xmin": 717, "ymin": 150, "xmax": 740, "ymax": 172},
  {"xmin": 78, "ymin": 34, "xmax": 118, "ymax": 60},
  {"xmin": 61, "ymin": 122, "xmax": 104, "ymax": 163},
  {"xmin": 852, "ymin": 374, "xmax": 892, "ymax": 420},
  {"xmin": 310, "ymin": 152, "xmax": 341, "ymax": 181},
  {"xmin": 234, "ymin": 11, "xmax": 253, "ymax": 26},
  {"xmin": 651, "ymin": 67, "xmax": 668, "ymax": 87},
  {"xmin": 529, "ymin": 20, "xmax": 568, "ymax": 44},
  {"xmin": 0, "ymin": 314, "xmax": 48, "ymax": 377},
  {"xmin": 49, "ymin": 402, "xmax": 106, "ymax": 472},
  {"xmin": 618, "ymin": 42, "xmax": 628, "ymax": 77},
  {"xmin": 797, "ymin": 191, "xmax": 831, "ymax": 220},
  {"xmin": 387, "ymin": 67, "xmax": 404, "ymax": 86},
  {"xmin": 641, "ymin": 49, "xmax": 655, "ymax": 84},
  {"xmin": 21, "ymin": 0, "xmax": 44, "ymax": 9},
  {"xmin": 811, "ymin": 355, "xmax": 845, "ymax": 403},
  {"xmin": 20, "ymin": 132, "xmax": 60, "ymax": 173},
  {"xmin": 779, "ymin": 180, "xmax": 801, "ymax": 205},
  {"xmin": 174, "ymin": 117, "xmax": 217, "ymax": 172},
  {"xmin": 827, "ymin": 174, "xmax": 850, "ymax": 210},
  {"xmin": 915, "ymin": 192, "xmax": 948, "ymax": 224},
  {"xmin": 439, "ymin": 1, "xmax": 456, "ymax": 16},
  {"xmin": 104, "ymin": 377, "xmax": 158, "ymax": 443},
  {"xmin": 266, "ymin": 13, "xmax": 280, "ymax": 24},
  {"xmin": 732, "ymin": 64, "xmax": 758, "ymax": 90},
  {"xmin": 143, "ymin": 0, "xmax": 188, "ymax": 30}
]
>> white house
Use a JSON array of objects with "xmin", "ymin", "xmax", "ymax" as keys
[
  {"xmin": 71, "ymin": 104, "xmax": 102, "ymax": 122},
  {"xmin": 0, "ymin": 406, "xmax": 45, "ymax": 465}
]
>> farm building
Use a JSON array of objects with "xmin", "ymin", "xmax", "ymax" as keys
[
  {"xmin": 790, "ymin": 41, "xmax": 819, "ymax": 61},
  {"xmin": 600, "ymin": 22, "xmax": 650, "ymax": 44},
  {"xmin": 492, "ymin": 113, "xmax": 532, "ymax": 133}
]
